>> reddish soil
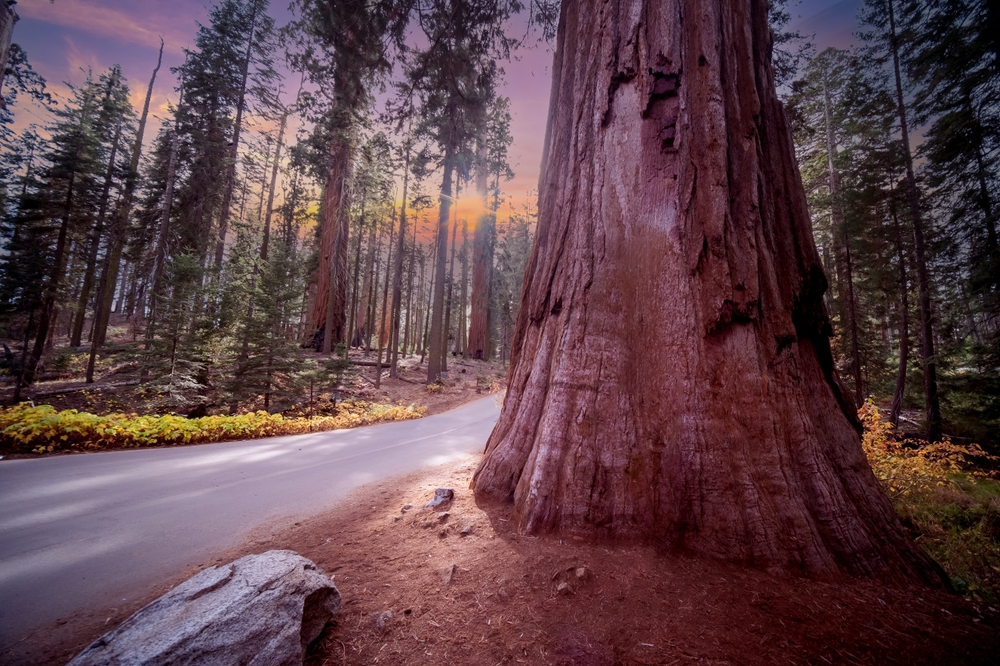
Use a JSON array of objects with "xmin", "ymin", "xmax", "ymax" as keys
[{"xmin": 27, "ymin": 455, "xmax": 1000, "ymax": 666}]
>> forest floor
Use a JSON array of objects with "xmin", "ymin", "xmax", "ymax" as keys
[
  {"xmin": 33, "ymin": 454, "xmax": 999, "ymax": 666},
  {"xmin": 0, "ymin": 314, "xmax": 508, "ymax": 421},
  {"xmin": 6, "ymin": 324, "xmax": 999, "ymax": 665}
]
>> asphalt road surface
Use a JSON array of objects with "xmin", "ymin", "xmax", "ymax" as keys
[{"xmin": 0, "ymin": 396, "xmax": 500, "ymax": 656}]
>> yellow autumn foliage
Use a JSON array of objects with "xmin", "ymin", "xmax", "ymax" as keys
[
  {"xmin": 0, "ymin": 401, "xmax": 426, "ymax": 454},
  {"xmin": 859, "ymin": 400, "xmax": 997, "ymax": 498},
  {"xmin": 860, "ymin": 400, "xmax": 1000, "ymax": 600}
]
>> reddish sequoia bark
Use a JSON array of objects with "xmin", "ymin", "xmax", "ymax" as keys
[
  {"xmin": 472, "ymin": 0, "xmax": 944, "ymax": 585},
  {"xmin": 309, "ymin": 141, "xmax": 352, "ymax": 346}
]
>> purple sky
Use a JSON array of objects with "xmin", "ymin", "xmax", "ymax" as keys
[{"xmin": 10, "ymin": 0, "xmax": 861, "ymax": 212}]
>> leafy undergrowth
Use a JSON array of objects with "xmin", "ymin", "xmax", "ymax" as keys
[
  {"xmin": 0, "ymin": 400, "xmax": 426, "ymax": 454},
  {"xmin": 861, "ymin": 401, "xmax": 1000, "ymax": 601}
]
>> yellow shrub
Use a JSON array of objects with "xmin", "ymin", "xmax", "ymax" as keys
[
  {"xmin": 0, "ymin": 401, "xmax": 426, "ymax": 454},
  {"xmin": 859, "ymin": 401, "xmax": 996, "ymax": 498}
]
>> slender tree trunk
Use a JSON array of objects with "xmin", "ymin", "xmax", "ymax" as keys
[
  {"xmin": 389, "ymin": 133, "xmax": 412, "ymax": 376},
  {"xmin": 472, "ymin": 0, "xmax": 944, "ymax": 586},
  {"xmin": 23, "ymin": 172, "xmax": 75, "ymax": 386},
  {"xmin": 467, "ymin": 220, "xmax": 494, "ymax": 358},
  {"xmin": 442, "ymin": 194, "xmax": 459, "ymax": 370},
  {"xmin": 348, "ymin": 210, "xmax": 368, "ymax": 347},
  {"xmin": 261, "ymin": 108, "xmax": 289, "ymax": 262},
  {"xmin": 11, "ymin": 308, "xmax": 35, "ymax": 404},
  {"xmin": 380, "ymin": 206, "xmax": 398, "ymax": 350},
  {"xmin": 458, "ymin": 218, "xmax": 469, "ymax": 357},
  {"xmin": 144, "ymin": 127, "xmax": 181, "ymax": 352},
  {"xmin": 88, "ymin": 40, "xmax": 162, "ymax": 383},
  {"xmin": 403, "ymin": 221, "xmax": 418, "ymax": 356},
  {"xmin": 366, "ymin": 222, "xmax": 384, "ymax": 353},
  {"xmin": 375, "ymin": 207, "xmax": 396, "ymax": 388},
  {"xmin": 72, "ymin": 121, "xmax": 122, "ymax": 347},
  {"xmin": 214, "ymin": 3, "xmax": 259, "ymax": 269},
  {"xmin": 468, "ymin": 149, "xmax": 495, "ymax": 360},
  {"xmin": 844, "ymin": 241, "xmax": 863, "ymax": 404},
  {"xmin": 427, "ymin": 144, "xmax": 454, "ymax": 379},
  {"xmin": 821, "ymin": 79, "xmax": 862, "ymax": 407},
  {"xmin": 969, "ymin": 105, "xmax": 997, "ymax": 252},
  {"xmin": 889, "ymin": 195, "xmax": 910, "ymax": 427},
  {"xmin": 887, "ymin": 0, "xmax": 941, "ymax": 441},
  {"xmin": 421, "ymin": 240, "xmax": 436, "ymax": 365}
]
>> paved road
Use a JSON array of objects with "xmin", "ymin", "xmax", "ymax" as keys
[{"xmin": 0, "ymin": 397, "xmax": 500, "ymax": 654}]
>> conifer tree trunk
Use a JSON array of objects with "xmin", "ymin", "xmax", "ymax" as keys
[
  {"xmin": 442, "ymin": 198, "xmax": 459, "ymax": 367},
  {"xmin": 349, "ymin": 210, "xmax": 370, "ymax": 347},
  {"xmin": 889, "ymin": 195, "xmax": 910, "ymax": 426},
  {"xmin": 365, "ymin": 220, "xmax": 384, "ymax": 353},
  {"xmin": 389, "ymin": 134, "xmax": 412, "ymax": 376},
  {"xmin": 87, "ymin": 40, "xmax": 162, "ymax": 383},
  {"xmin": 402, "ymin": 222, "xmax": 418, "ymax": 357},
  {"xmin": 468, "ymin": 161, "xmax": 494, "ymax": 360},
  {"xmin": 22, "ymin": 171, "xmax": 75, "ymax": 387},
  {"xmin": 315, "ymin": 141, "xmax": 352, "ymax": 350},
  {"xmin": 421, "ymin": 236, "xmax": 436, "ymax": 364},
  {"xmin": 214, "ymin": 2, "xmax": 259, "ymax": 269},
  {"xmin": 72, "ymin": 121, "xmax": 122, "ymax": 347},
  {"xmin": 403, "ymin": 221, "xmax": 423, "ymax": 357},
  {"xmin": 472, "ymin": 0, "xmax": 944, "ymax": 585},
  {"xmin": 415, "ymin": 250, "xmax": 427, "ymax": 356},
  {"xmin": 886, "ymin": 0, "xmax": 941, "ymax": 441},
  {"xmin": 427, "ymin": 150, "xmax": 454, "ymax": 381},
  {"xmin": 458, "ymin": 218, "xmax": 469, "ymax": 357},
  {"xmin": 144, "ymin": 127, "xmax": 181, "ymax": 350},
  {"xmin": 260, "ymin": 107, "xmax": 289, "ymax": 262},
  {"xmin": 821, "ymin": 79, "xmax": 862, "ymax": 407},
  {"xmin": 375, "ymin": 208, "xmax": 395, "ymax": 388},
  {"xmin": 380, "ymin": 205, "xmax": 397, "ymax": 350}
]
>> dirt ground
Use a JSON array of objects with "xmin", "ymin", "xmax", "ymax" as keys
[
  {"xmin": 336, "ymin": 353, "xmax": 507, "ymax": 416},
  {"xmin": 24, "ymin": 455, "xmax": 999, "ymax": 666}
]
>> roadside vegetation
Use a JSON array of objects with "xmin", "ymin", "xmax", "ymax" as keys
[{"xmin": 0, "ymin": 400, "xmax": 424, "ymax": 454}]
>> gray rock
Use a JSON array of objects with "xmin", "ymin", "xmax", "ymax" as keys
[
  {"xmin": 424, "ymin": 488, "xmax": 454, "ymax": 508},
  {"xmin": 374, "ymin": 610, "xmax": 393, "ymax": 631},
  {"xmin": 68, "ymin": 550, "xmax": 341, "ymax": 666}
]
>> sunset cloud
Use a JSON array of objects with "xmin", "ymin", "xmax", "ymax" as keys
[{"xmin": 17, "ymin": 0, "xmax": 191, "ymax": 54}]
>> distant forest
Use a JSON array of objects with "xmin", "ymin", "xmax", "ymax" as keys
[{"xmin": 0, "ymin": 0, "xmax": 995, "ymax": 445}]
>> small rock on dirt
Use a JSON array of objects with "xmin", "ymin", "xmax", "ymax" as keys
[
  {"xmin": 424, "ymin": 488, "xmax": 454, "ymax": 508},
  {"xmin": 374, "ymin": 610, "xmax": 393, "ymax": 631},
  {"xmin": 401, "ymin": 504, "xmax": 412, "ymax": 513},
  {"xmin": 440, "ymin": 564, "xmax": 456, "ymax": 584}
]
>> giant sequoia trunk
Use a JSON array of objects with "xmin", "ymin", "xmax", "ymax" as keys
[{"xmin": 472, "ymin": 0, "xmax": 944, "ymax": 585}]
